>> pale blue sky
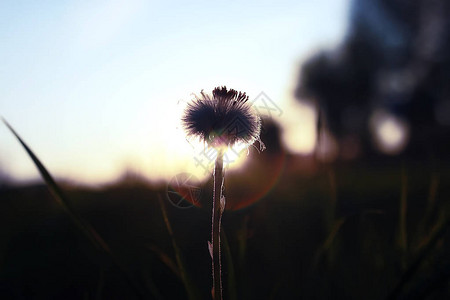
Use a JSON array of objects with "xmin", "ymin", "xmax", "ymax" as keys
[{"xmin": 0, "ymin": 0, "xmax": 349, "ymax": 184}]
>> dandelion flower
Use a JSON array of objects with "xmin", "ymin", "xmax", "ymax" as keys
[{"xmin": 182, "ymin": 86, "xmax": 261, "ymax": 149}]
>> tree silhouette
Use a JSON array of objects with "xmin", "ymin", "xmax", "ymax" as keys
[{"xmin": 296, "ymin": 0, "xmax": 450, "ymax": 160}]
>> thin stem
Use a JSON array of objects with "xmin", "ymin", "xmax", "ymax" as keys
[{"xmin": 212, "ymin": 149, "xmax": 224, "ymax": 300}]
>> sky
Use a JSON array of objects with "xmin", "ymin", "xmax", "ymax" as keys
[{"xmin": 0, "ymin": 0, "xmax": 349, "ymax": 185}]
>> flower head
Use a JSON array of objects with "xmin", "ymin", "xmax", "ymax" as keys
[{"xmin": 182, "ymin": 86, "xmax": 261, "ymax": 148}]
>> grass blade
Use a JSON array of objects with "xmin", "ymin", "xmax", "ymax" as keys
[
  {"xmin": 313, "ymin": 210, "xmax": 385, "ymax": 269},
  {"xmin": 157, "ymin": 193, "xmax": 200, "ymax": 300},
  {"xmin": 221, "ymin": 230, "xmax": 237, "ymax": 300},
  {"xmin": 147, "ymin": 244, "xmax": 181, "ymax": 280},
  {"xmin": 388, "ymin": 213, "xmax": 450, "ymax": 300},
  {"xmin": 2, "ymin": 119, "xmax": 158, "ymax": 299},
  {"xmin": 95, "ymin": 268, "xmax": 105, "ymax": 300},
  {"xmin": 417, "ymin": 173, "xmax": 439, "ymax": 242},
  {"xmin": 312, "ymin": 217, "xmax": 346, "ymax": 268},
  {"xmin": 398, "ymin": 165, "xmax": 408, "ymax": 267}
]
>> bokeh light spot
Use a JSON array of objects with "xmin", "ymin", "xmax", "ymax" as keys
[{"xmin": 370, "ymin": 109, "xmax": 409, "ymax": 155}]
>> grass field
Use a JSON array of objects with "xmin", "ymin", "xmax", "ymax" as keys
[{"xmin": 1, "ymin": 143, "xmax": 449, "ymax": 299}]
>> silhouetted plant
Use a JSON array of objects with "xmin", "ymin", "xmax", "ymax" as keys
[{"xmin": 182, "ymin": 86, "xmax": 262, "ymax": 299}]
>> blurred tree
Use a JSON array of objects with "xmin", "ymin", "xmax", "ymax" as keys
[{"xmin": 296, "ymin": 0, "xmax": 450, "ymax": 160}]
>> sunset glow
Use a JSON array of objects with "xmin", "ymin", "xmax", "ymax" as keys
[{"xmin": 0, "ymin": 0, "xmax": 349, "ymax": 184}]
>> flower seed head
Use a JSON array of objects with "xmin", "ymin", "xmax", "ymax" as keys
[{"xmin": 182, "ymin": 86, "xmax": 261, "ymax": 148}]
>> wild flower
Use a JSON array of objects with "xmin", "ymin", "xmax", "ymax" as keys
[
  {"xmin": 182, "ymin": 86, "xmax": 261, "ymax": 149},
  {"xmin": 182, "ymin": 86, "xmax": 262, "ymax": 300}
]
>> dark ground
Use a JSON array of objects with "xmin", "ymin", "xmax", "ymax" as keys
[{"xmin": 1, "ymin": 152, "xmax": 449, "ymax": 299}]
